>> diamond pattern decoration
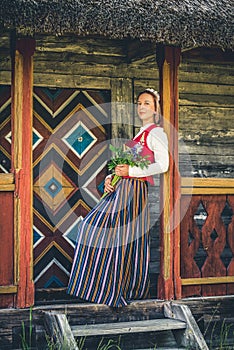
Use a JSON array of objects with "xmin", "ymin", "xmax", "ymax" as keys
[
  {"xmin": 220, "ymin": 242, "xmax": 233, "ymax": 268},
  {"xmin": 33, "ymin": 88, "xmax": 110, "ymax": 290},
  {"xmin": 188, "ymin": 229, "xmax": 195, "ymax": 246},
  {"xmin": 5, "ymin": 131, "xmax": 11, "ymax": 144},
  {"xmin": 221, "ymin": 200, "xmax": 233, "ymax": 227},
  {"xmin": 193, "ymin": 201, "xmax": 208, "ymax": 230},
  {"xmin": 193, "ymin": 244, "xmax": 208, "ymax": 270},
  {"xmin": 62, "ymin": 121, "xmax": 97, "ymax": 159},
  {"xmin": 44, "ymin": 177, "xmax": 63, "ymax": 199},
  {"xmin": 34, "ymin": 162, "xmax": 77, "ymax": 213},
  {"xmin": 33, "ymin": 128, "xmax": 43, "ymax": 150},
  {"xmin": 63, "ymin": 216, "xmax": 83, "ymax": 248},
  {"xmin": 33, "ymin": 226, "xmax": 45, "ymax": 248},
  {"xmin": 210, "ymin": 229, "xmax": 218, "ymax": 242}
]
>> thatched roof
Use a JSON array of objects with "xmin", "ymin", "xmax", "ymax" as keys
[{"xmin": 0, "ymin": 0, "xmax": 233, "ymax": 50}]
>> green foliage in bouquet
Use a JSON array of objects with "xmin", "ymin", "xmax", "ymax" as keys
[{"xmin": 101, "ymin": 143, "xmax": 151, "ymax": 199}]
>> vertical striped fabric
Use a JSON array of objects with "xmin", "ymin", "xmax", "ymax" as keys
[{"xmin": 67, "ymin": 178, "xmax": 150, "ymax": 307}]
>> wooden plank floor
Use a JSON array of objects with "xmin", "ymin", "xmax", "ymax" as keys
[{"xmin": 71, "ymin": 318, "xmax": 186, "ymax": 337}]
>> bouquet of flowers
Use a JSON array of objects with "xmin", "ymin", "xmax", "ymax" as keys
[{"xmin": 102, "ymin": 143, "xmax": 151, "ymax": 198}]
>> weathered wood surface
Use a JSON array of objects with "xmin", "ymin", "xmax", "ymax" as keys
[
  {"xmin": 0, "ymin": 33, "xmax": 159, "ymax": 84},
  {"xmin": 179, "ymin": 50, "xmax": 234, "ymax": 179},
  {"xmin": 0, "ymin": 298, "xmax": 233, "ymax": 349},
  {"xmin": 71, "ymin": 318, "xmax": 186, "ymax": 337},
  {"xmin": 164, "ymin": 301, "xmax": 209, "ymax": 350},
  {"xmin": 178, "ymin": 296, "xmax": 234, "ymax": 349},
  {"xmin": 44, "ymin": 312, "xmax": 78, "ymax": 350}
]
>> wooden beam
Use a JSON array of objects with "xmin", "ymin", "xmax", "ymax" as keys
[
  {"xmin": 181, "ymin": 187, "xmax": 234, "ymax": 195},
  {"xmin": 0, "ymin": 184, "xmax": 15, "ymax": 191},
  {"xmin": 0, "ymin": 173, "xmax": 14, "ymax": 184},
  {"xmin": 181, "ymin": 177, "xmax": 234, "ymax": 194},
  {"xmin": 156, "ymin": 45, "xmax": 181, "ymax": 300},
  {"xmin": 181, "ymin": 276, "xmax": 234, "ymax": 285},
  {"xmin": 0, "ymin": 285, "xmax": 17, "ymax": 294},
  {"xmin": 12, "ymin": 37, "xmax": 35, "ymax": 308},
  {"xmin": 181, "ymin": 177, "xmax": 234, "ymax": 188}
]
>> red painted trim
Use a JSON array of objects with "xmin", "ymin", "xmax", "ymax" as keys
[
  {"xmin": 156, "ymin": 45, "xmax": 181, "ymax": 300},
  {"xmin": 12, "ymin": 38, "xmax": 35, "ymax": 308}
]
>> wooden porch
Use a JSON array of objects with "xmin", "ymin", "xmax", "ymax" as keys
[{"xmin": 0, "ymin": 296, "xmax": 234, "ymax": 349}]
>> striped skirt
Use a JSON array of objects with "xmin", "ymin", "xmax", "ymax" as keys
[{"xmin": 67, "ymin": 178, "xmax": 150, "ymax": 307}]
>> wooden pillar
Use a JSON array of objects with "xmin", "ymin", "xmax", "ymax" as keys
[
  {"xmin": 12, "ymin": 37, "xmax": 36, "ymax": 307},
  {"xmin": 156, "ymin": 45, "xmax": 181, "ymax": 300}
]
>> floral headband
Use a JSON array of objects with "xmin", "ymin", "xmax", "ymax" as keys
[{"xmin": 144, "ymin": 88, "xmax": 160, "ymax": 101}]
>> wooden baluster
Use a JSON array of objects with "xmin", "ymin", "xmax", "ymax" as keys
[
  {"xmin": 201, "ymin": 196, "xmax": 227, "ymax": 296},
  {"xmin": 180, "ymin": 196, "xmax": 201, "ymax": 297}
]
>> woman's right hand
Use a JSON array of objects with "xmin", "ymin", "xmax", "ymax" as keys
[{"xmin": 104, "ymin": 177, "xmax": 114, "ymax": 194}]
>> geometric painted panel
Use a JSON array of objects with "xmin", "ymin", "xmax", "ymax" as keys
[
  {"xmin": 0, "ymin": 85, "xmax": 11, "ymax": 173},
  {"xmin": 62, "ymin": 120, "xmax": 97, "ymax": 159},
  {"xmin": 63, "ymin": 216, "xmax": 83, "ymax": 248},
  {"xmin": 33, "ymin": 88, "xmax": 110, "ymax": 291}
]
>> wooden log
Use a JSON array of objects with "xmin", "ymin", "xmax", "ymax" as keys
[
  {"xmin": 36, "ymin": 35, "xmax": 126, "ymax": 56},
  {"xmin": 44, "ymin": 312, "xmax": 78, "ymax": 350},
  {"xmin": 164, "ymin": 301, "xmax": 209, "ymax": 350}
]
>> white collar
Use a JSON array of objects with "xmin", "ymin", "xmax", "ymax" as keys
[{"xmin": 140, "ymin": 123, "xmax": 155, "ymax": 131}]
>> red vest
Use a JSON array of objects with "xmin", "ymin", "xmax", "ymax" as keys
[{"xmin": 123, "ymin": 124, "xmax": 157, "ymax": 185}]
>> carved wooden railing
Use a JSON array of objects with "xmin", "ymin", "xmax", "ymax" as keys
[{"xmin": 180, "ymin": 178, "xmax": 234, "ymax": 298}]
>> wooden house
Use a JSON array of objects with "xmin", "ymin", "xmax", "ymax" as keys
[{"xmin": 0, "ymin": 0, "xmax": 233, "ymax": 348}]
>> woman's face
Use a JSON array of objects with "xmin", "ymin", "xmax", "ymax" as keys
[{"xmin": 137, "ymin": 93, "xmax": 156, "ymax": 125}]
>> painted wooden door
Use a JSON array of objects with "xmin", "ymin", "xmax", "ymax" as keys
[{"xmin": 33, "ymin": 88, "xmax": 110, "ymax": 292}]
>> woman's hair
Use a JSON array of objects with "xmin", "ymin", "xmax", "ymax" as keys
[{"xmin": 137, "ymin": 88, "xmax": 161, "ymax": 124}]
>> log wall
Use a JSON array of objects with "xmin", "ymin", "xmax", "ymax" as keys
[{"xmin": 179, "ymin": 48, "xmax": 234, "ymax": 178}]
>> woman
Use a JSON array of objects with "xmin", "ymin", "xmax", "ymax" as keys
[{"xmin": 67, "ymin": 88, "xmax": 169, "ymax": 307}]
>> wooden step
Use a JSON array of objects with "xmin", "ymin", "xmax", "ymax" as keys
[
  {"xmin": 43, "ymin": 302, "xmax": 209, "ymax": 350},
  {"xmin": 71, "ymin": 318, "xmax": 186, "ymax": 337}
]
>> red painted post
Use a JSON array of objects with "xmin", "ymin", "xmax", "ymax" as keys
[
  {"xmin": 12, "ymin": 38, "xmax": 36, "ymax": 307},
  {"xmin": 156, "ymin": 45, "xmax": 181, "ymax": 300}
]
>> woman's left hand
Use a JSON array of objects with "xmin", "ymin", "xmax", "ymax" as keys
[{"xmin": 115, "ymin": 164, "xmax": 129, "ymax": 177}]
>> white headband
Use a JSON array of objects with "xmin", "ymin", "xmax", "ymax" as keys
[{"xmin": 145, "ymin": 88, "xmax": 160, "ymax": 101}]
